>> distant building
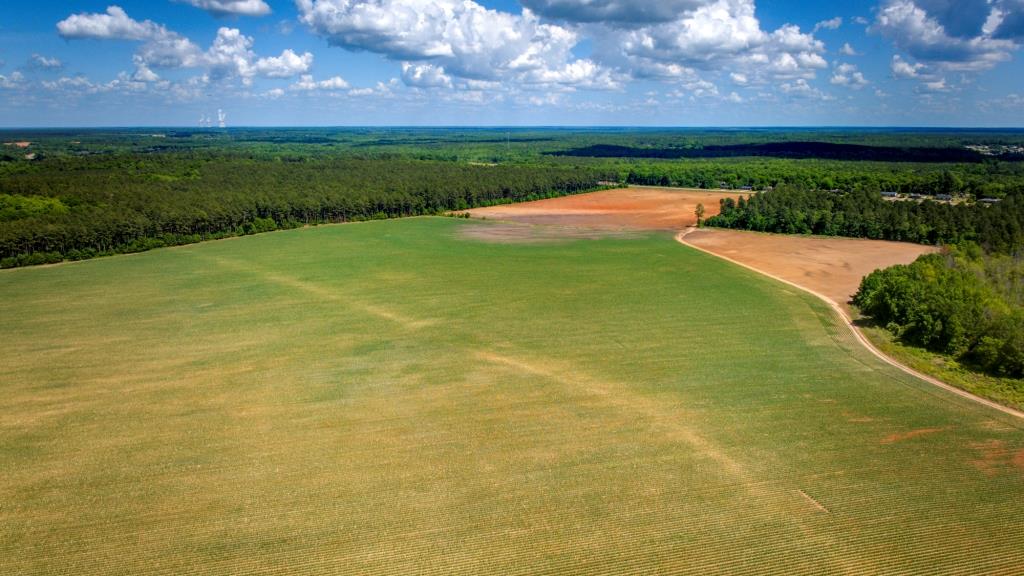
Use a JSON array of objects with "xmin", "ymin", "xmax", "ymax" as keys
[
  {"xmin": 980, "ymin": 198, "xmax": 1002, "ymax": 204},
  {"xmin": 739, "ymin": 186, "xmax": 753, "ymax": 191},
  {"xmin": 936, "ymin": 194, "xmax": 953, "ymax": 201},
  {"xmin": 881, "ymin": 191, "xmax": 898, "ymax": 198}
]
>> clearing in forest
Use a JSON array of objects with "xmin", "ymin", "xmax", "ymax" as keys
[
  {"xmin": 2, "ymin": 217, "xmax": 1023, "ymax": 575},
  {"xmin": 681, "ymin": 227, "xmax": 938, "ymax": 311},
  {"xmin": 464, "ymin": 186, "xmax": 738, "ymax": 230}
]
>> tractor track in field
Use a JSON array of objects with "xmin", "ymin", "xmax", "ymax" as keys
[{"xmin": 676, "ymin": 226, "xmax": 1024, "ymax": 421}]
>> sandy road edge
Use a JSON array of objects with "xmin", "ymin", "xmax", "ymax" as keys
[{"xmin": 676, "ymin": 227, "xmax": 1024, "ymax": 421}]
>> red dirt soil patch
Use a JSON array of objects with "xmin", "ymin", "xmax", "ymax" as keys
[
  {"xmin": 971, "ymin": 440, "xmax": 1012, "ymax": 476},
  {"xmin": 880, "ymin": 427, "xmax": 948, "ymax": 445},
  {"xmin": 682, "ymin": 229, "xmax": 937, "ymax": 313},
  {"xmin": 464, "ymin": 187, "xmax": 740, "ymax": 230}
]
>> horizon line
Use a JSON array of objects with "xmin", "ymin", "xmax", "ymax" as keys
[{"xmin": 2, "ymin": 125, "xmax": 1024, "ymax": 131}]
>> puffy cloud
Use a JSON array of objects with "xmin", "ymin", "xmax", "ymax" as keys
[
  {"xmin": 41, "ymin": 72, "xmax": 156, "ymax": 95},
  {"xmin": 254, "ymin": 49, "xmax": 314, "ymax": 78},
  {"xmin": 400, "ymin": 63, "xmax": 452, "ymax": 88},
  {"xmin": 872, "ymin": 0, "xmax": 1017, "ymax": 71},
  {"xmin": 320, "ymin": 77, "xmax": 350, "ymax": 89},
  {"xmin": 177, "ymin": 0, "xmax": 272, "ymax": 17},
  {"xmin": 295, "ymin": 0, "xmax": 616, "ymax": 89},
  {"xmin": 132, "ymin": 65, "xmax": 161, "ymax": 82},
  {"xmin": 0, "ymin": 71, "xmax": 25, "ymax": 89},
  {"xmin": 58, "ymin": 7, "xmax": 311, "ymax": 84},
  {"xmin": 519, "ymin": 0, "xmax": 705, "ymax": 24},
  {"xmin": 204, "ymin": 28, "xmax": 313, "ymax": 82},
  {"xmin": 839, "ymin": 42, "xmax": 859, "ymax": 56},
  {"xmin": 779, "ymin": 78, "xmax": 832, "ymax": 99},
  {"xmin": 779, "ymin": 79, "xmax": 833, "ymax": 100},
  {"xmin": 57, "ymin": 6, "xmax": 164, "ymax": 41},
  {"xmin": 891, "ymin": 54, "xmax": 926, "ymax": 77},
  {"xmin": 671, "ymin": 78, "xmax": 720, "ymax": 97},
  {"xmin": 42, "ymin": 76, "xmax": 98, "ymax": 93},
  {"xmin": 813, "ymin": 17, "xmax": 842, "ymax": 32},
  {"xmin": 291, "ymin": 73, "xmax": 351, "ymax": 90},
  {"xmin": 29, "ymin": 54, "xmax": 63, "ymax": 70},
  {"xmin": 602, "ymin": 0, "xmax": 827, "ymax": 84},
  {"xmin": 830, "ymin": 62, "xmax": 869, "ymax": 88},
  {"xmin": 518, "ymin": 59, "xmax": 622, "ymax": 89},
  {"xmin": 205, "ymin": 27, "xmax": 256, "ymax": 78},
  {"xmin": 348, "ymin": 79, "xmax": 399, "ymax": 97},
  {"xmin": 921, "ymin": 77, "xmax": 950, "ymax": 91}
]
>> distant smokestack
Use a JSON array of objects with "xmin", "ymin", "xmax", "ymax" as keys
[{"xmin": 217, "ymin": 109, "xmax": 226, "ymax": 129}]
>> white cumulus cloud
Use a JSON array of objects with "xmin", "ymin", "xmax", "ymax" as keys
[
  {"xmin": 813, "ymin": 17, "xmax": 842, "ymax": 32},
  {"xmin": 600, "ymin": 0, "xmax": 827, "ymax": 85},
  {"xmin": 296, "ymin": 0, "xmax": 617, "ymax": 89},
  {"xmin": 57, "ymin": 6, "xmax": 168, "ymax": 41},
  {"xmin": 291, "ymin": 74, "xmax": 351, "ymax": 90},
  {"xmin": 872, "ymin": 0, "xmax": 1017, "ymax": 72},
  {"xmin": 30, "ymin": 54, "xmax": 63, "ymax": 69},
  {"xmin": 891, "ymin": 54, "xmax": 926, "ymax": 78},
  {"xmin": 779, "ymin": 78, "xmax": 832, "ymax": 99},
  {"xmin": 830, "ymin": 62, "xmax": 869, "ymax": 88},
  {"xmin": 177, "ymin": 0, "xmax": 272, "ymax": 17},
  {"xmin": 58, "ymin": 7, "xmax": 312, "ymax": 85},
  {"xmin": 400, "ymin": 63, "xmax": 452, "ymax": 88}
]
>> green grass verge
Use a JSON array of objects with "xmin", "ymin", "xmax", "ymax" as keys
[
  {"xmin": 860, "ymin": 324, "xmax": 1024, "ymax": 412},
  {"xmin": 2, "ymin": 217, "xmax": 1023, "ymax": 575}
]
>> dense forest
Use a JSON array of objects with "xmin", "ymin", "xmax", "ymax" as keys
[
  {"xmin": 854, "ymin": 245, "xmax": 1024, "ymax": 378},
  {"xmin": 3, "ymin": 127, "xmax": 1024, "ymax": 269},
  {"xmin": 0, "ymin": 155, "xmax": 611, "ymax": 267},
  {"xmin": 549, "ymin": 142, "xmax": 1023, "ymax": 163},
  {"xmin": 705, "ymin": 185, "xmax": 1024, "ymax": 253}
]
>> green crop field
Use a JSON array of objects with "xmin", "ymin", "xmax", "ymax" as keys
[{"xmin": 2, "ymin": 217, "xmax": 1023, "ymax": 575}]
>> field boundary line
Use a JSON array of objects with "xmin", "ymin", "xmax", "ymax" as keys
[{"xmin": 676, "ymin": 227, "xmax": 1024, "ymax": 421}]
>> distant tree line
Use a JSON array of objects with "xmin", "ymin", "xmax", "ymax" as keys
[
  {"xmin": 705, "ymin": 185, "xmax": 1024, "ymax": 253},
  {"xmin": 854, "ymin": 245, "xmax": 1024, "ymax": 378},
  {"xmin": 617, "ymin": 160, "xmax": 1023, "ymax": 199},
  {"xmin": 549, "ymin": 142, "xmax": 1023, "ymax": 163},
  {"xmin": 0, "ymin": 154, "xmax": 612, "ymax": 267}
]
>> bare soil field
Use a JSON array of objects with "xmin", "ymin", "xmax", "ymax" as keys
[
  {"xmin": 682, "ymin": 228, "xmax": 938, "ymax": 311},
  {"xmin": 464, "ymin": 187, "xmax": 738, "ymax": 230},
  {"xmin": 466, "ymin": 187, "xmax": 933, "ymax": 314}
]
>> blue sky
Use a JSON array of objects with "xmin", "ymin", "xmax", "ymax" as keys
[{"xmin": 0, "ymin": 0, "xmax": 1022, "ymax": 126}]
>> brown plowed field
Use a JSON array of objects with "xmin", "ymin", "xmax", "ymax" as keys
[
  {"xmin": 466, "ymin": 186, "xmax": 935, "ymax": 312},
  {"xmin": 683, "ymin": 228, "xmax": 938, "ymax": 311},
  {"xmin": 465, "ymin": 187, "xmax": 739, "ymax": 230}
]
